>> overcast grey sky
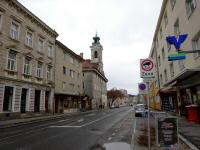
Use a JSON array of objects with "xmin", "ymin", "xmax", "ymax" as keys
[{"xmin": 18, "ymin": 0, "xmax": 162, "ymax": 95}]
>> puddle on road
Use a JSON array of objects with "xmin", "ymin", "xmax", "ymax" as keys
[{"xmin": 103, "ymin": 142, "xmax": 130, "ymax": 150}]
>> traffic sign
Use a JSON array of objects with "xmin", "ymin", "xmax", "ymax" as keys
[
  {"xmin": 140, "ymin": 59, "xmax": 155, "ymax": 78},
  {"xmin": 138, "ymin": 82, "xmax": 147, "ymax": 94}
]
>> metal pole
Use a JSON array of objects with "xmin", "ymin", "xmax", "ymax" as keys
[{"xmin": 147, "ymin": 82, "xmax": 151, "ymax": 150}]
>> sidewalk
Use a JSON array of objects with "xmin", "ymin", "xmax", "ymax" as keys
[{"xmin": 0, "ymin": 110, "xmax": 98, "ymax": 129}]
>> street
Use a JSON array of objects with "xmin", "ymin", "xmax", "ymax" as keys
[{"xmin": 0, "ymin": 107, "xmax": 134, "ymax": 150}]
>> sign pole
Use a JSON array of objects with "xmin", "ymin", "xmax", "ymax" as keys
[{"xmin": 147, "ymin": 82, "xmax": 151, "ymax": 150}]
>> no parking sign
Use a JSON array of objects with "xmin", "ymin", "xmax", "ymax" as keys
[{"xmin": 138, "ymin": 82, "xmax": 147, "ymax": 94}]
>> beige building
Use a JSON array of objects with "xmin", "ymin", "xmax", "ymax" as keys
[
  {"xmin": 149, "ymin": 0, "xmax": 200, "ymax": 114},
  {"xmin": 0, "ymin": 0, "xmax": 58, "ymax": 119},
  {"xmin": 55, "ymin": 40, "xmax": 83, "ymax": 113},
  {"xmin": 83, "ymin": 34, "xmax": 108, "ymax": 109}
]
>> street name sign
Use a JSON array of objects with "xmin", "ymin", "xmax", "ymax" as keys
[{"xmin": 140, "ymin": 59, "xmax": 155, "ymax": 78}]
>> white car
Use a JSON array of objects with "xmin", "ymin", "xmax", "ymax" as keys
[{"xmin": 135, "ymin": 104, "xmax": 147, "ymax": 117}]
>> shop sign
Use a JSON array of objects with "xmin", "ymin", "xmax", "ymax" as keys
[{"xmin": 156, "ymin": 117, "xmax": 178, "ymax": 148}]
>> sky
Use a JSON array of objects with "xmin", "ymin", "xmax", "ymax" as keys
[{"xmin": 18, "ymin": 0, "xmax": 162, "ymax": 95}]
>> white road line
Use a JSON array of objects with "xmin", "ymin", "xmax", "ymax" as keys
[
  {"xmin": 77, "ymin": 119, "xmax": 84, "ymax": 122},
  {"xmin": 108, "ymin": 137, "xmax": 112, "ymax": 141},
  {"xmin": 112, "ymin": 133, "xmax": 116, "ymax": 136},
  {"xmin": 57, "ymin": 119, "xmax": 70, "ymax": 123},
  {"xmin": 50, "ymin": 114, "xmax": 112, "ymax": 128},
  {"xmin": 81, "ymin": 114, "xmax": 112, "ymax": 127},
  {"xmin": 50, "ymin": 125, "xmax": 82, "ymax": 128}
]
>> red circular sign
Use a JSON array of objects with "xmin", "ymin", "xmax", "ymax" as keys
[{"xmin": 141, "ymin": 59, "xmax": 153, "ymax": 71}]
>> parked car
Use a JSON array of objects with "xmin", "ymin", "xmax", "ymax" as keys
[{"xmin": 135, "ymin": 104, "xmax": 147, "ymax": 117}]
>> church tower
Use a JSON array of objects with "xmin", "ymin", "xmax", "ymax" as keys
[{"xmin": 90, "ymin": 33, "xmax": 104, "ymax": 73}]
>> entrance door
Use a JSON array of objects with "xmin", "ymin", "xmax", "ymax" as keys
[
  {"xmin": 45, "ymin": 91, "xmax": 49, "ymax": 112},
  {"xmin": 3, "ymin": 86, "xmax": 14, "ymax": 111},
  {"xmin": 21, "ymin": 89, "xmax": 27, "ymax": 113},
  {"xmin": 34, "ymin": 90, "xmax": 41, "ymax": 112}
]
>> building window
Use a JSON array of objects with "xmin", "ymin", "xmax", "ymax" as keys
[
  {"xmin": 170, "ymin": 63, "xmax": 174, "ymax": 77},
  {"xmin": 156, "ymin": 38, "xmax": 159, "ymax": 48},
  {"xmin": 158, "ymin": 56, "xmax": 161, "ymax": 66},
  {"xmin": 3, "ymin": 86, "xmax": 14, "ymax": 111},
  {"xmin": 47, "ymin": 65, "xmax": 52, "ymax": 80},
  {"xmin": 36, "ymin": 62, "xmax": 43, "ymax": 78},
  {"xmin": 7, "ymin": 51, "xmax": 16, "ymax": 71},
  {"xmin": 178, "ymin": 60, "xmax": 185, "ymax": 71},
  {"xmin": 164, "ymin": 13, "xmax": 168, "ymax": 27},
  {"xmin": 69, "ymin": 56, "xmax": 74, "ymax": 64},
  {"xmin": 162, "ymin": 48, "xmax": 165, "ymax": 60},
  {"xmin": 160, "ymin": 27, "xmax": 163, "ymax": 38},
  {"xmin": 48, "ymin": 45, "xmax": 53, "ymax": 57},
  {"xmin": 64, "ymin": 52, "xmax": 68, "ymax": 61},
  {"xmin": 24, "ymin": 57, "xmax": 31, "ymax": 75},
  {"xmin": 0, "ymin": 12, "xmax": 3, "ymax": 30},
  {"xmin": 38, "ymin": 38, "xmax": 44, "ymax": 52},
  {"xmin": 26, "ymin": 31, "xmax": 33, "ymax": 47},
  {"xmin": 192, "ymin": 35, "xmax": 200, "ymax": 58},
  {"xmin": 171, "ymin": 0, "xmax": 176, "ymax": 10},
  {"xmin": 63, "ymin": 66, "xmax": 66, "ymax": 75},
  {"xmin": 164, "ymin": 69, "xmax": 168, "ymax": 82},
  {"xmin": 70, "ymin": 70, "xmax": 74, "ymax": 78},
  {"xmin": 174, "ymin": 19, "xmax": 180, "ymax": 36},
  {"xmin": 10, "ymin": 21, "xmax": 19, "ymax": 40},
  {"xmin": 186, "ymin": 0, "xmax": 197, "ymax": 18}
]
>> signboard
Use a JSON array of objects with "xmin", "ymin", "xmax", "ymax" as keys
[
  {"xmin": 156, "ymin": 117, "xmax": 178, "ymax": 148},
  {"xmin": 140, "ymin": 59, "xmax": 155, "ymax": 78},
  {"xmin": 138, "ymin": 82, "xmax": 147, "ymax": 94}
]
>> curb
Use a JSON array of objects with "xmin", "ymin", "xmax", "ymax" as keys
[{"xmin": 179, "ymin": 134, "xmax": 199, "ymax": 150}]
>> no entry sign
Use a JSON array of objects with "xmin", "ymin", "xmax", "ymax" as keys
[{"xmin": 140, "ymin": 59, "xmax": 155, "ymax": 78}]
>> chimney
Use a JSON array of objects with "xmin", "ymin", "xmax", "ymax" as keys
[{"xmin": 80, "ymin": 53, "xmax": 84, "ymax": 58}]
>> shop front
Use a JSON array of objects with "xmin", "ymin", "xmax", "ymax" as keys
[{"xmin": 167, "ymin": 69, "xmax": 200, "ymax": 121}]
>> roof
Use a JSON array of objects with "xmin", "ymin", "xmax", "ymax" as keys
[
  {"xmin": 56, "ymin": 40, "xmax": 83, "ymax": 61},
  {"xmin": 83, "ymin": 59, "xmax": 108, "ymax": 82},
  {"xmin": 11, "ymin": 0, "xmax": 58, "ymax": 37}
]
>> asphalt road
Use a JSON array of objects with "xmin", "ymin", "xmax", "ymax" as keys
[{"xmin": 0, "ymin": 107, "xmax": 134, "ymax": 150}]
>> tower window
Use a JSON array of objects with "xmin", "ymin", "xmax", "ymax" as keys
[{"xmin": 94, "ymin": 51, "xmax": 98, "ymax": 58}]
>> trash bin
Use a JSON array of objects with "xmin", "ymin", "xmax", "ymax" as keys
[{"xmin": 186, "ymin": 105, "xmax": 199, "ymax": 123}]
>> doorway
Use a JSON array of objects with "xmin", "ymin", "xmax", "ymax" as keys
[
  {"xmin": 34, "ymin": 90, "xmax": 41, "ymax": 112},
  {"xmin": 3, "ymin": 86, "xmax": 14, "ymax": 111},
  {"xmin": 45, "ymin": 91, "xmax": 50, "ymax": 112},
  {"xmin": 21, "ymin": 88, "xmax": 28, "ymax": 113}
]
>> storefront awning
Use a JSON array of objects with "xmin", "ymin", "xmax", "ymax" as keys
[
  {"xmin": 159, "ymin": 87, "xmax": 176, "ymax": 93},
  {"xmin": 164, "ymin": 68, "xmax": 200, "ymax": 87}
]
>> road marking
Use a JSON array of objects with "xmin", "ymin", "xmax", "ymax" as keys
[
  {"xmin": 112, "ymin": 133, "xmax": 116, "ymax": 136},
  {"xmin": 81, "ymin": 114, "xmax": 112, "ymax": 127},
  {"xmin": 77, "ymin": 118, "xmax": 84, "ymax": 122},
  {"xmin": 85, "ymin": 113, "xmax": 95, "ymax": 117},
  {"xmin": 50, "ymin": 114, "xmax": 112, "ymax": 128},
  {"xmin": 57, "ymin": 119, "xmax": 70, "ymax": 123},
  {"xmin": 108, "ymin": 137, "xmax": 112, "ymax": 141},
  {"xmin": 50, "ymin": 125, "xmax": 82, "ymax": 128}
]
